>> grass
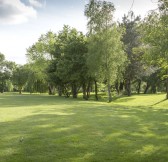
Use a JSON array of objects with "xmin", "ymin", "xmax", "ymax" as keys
[{"xmin": 0, "ymin": 93, "xmax": 168, "ymax": 162}]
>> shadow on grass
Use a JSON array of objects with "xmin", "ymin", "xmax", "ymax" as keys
[
  {"xmin": 113, "ymin": 97, "xmax": 136, "ymax": 103},
  {"xmin": 152, "ymin": 99, "xmax": 167, "ymax": 106},
  {"xmin": 0, "ymin": 95, "xmax": 82, "ymax": 108},
  {"xmin": 0, "ymin": 101, "xmax": 168, "ymax": 162},
  {"xmin": 0, "ymin": 94, "xmax": 130, "ymax": 109}
]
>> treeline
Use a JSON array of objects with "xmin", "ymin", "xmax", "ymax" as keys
[{"xmin": 0, "ymin": 0, "xmax": 168, "ymax": 101}]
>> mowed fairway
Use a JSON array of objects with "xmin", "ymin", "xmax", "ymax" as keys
[{"xmin": 0, "ymin": 94, "xmax": 168, "ymax": 162}]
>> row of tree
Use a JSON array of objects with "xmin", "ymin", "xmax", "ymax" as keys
[{"xmin": 0, "ymin": 0, "xmax": 167, "ymax": 101}]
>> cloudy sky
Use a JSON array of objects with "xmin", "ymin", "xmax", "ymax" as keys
[{"xmin": 0, "ymin": 0, "xmax": 158, "ymax": 64}]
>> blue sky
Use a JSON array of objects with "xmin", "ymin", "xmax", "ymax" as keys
[{"xmin": 0, "ymin": 0, "xmax": 158, "ymax": 64}]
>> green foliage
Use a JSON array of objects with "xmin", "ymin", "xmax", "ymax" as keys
[
  {"xmin": 141, "ymin": 3, "xmax": 168, "ymax": 98},
  {"xmin": 0, "ymin": 53, "xmax": 15, "ymax": 93},
  {"xmin": 56, "ymin": 26, "xmax": 87, "ymax": 82},
  {"xmin": 12, "ymin": 65, "xmax": 30, "ymax": 94},
  {"xmin": 26, "ymin": 31, "xmax": 56, "ymax": 94},
  {"xmin": 85, "ymin": 0, "xmax": 115, "ymax": 33},
  {"xmin": 26, "ymin": 26, "xmax": 88, "ymax": 97},
  {"xmin": 27, "ymin": 31, "xmax": 56, "ymax": 62},
  {"xmin": 142, "ymin": 13, "xmax": 168, "ymax": 62},
  {"xmin": 87, "ymin": 26, "xmax": 126, "ymax": 84},
  {"xmin": 14, "ymin": 0, "xmax": 168, "ymax": 99},
  {"xmin": 159, "ymin": 0, "xmax": 168, "ymax": 11},
  {"xmin": 85, "ymin": 0, "xmax": 126, "ymax": 102},
  {"xmin": 53, "ymin": 26, "xmax": 88, "ymax": 98},
  {"xmin": 0, "ymin": 53, "xmax": 5, "ymax": 64},
  {"xmin": 121, "ymin": 12, "xmax": 143, "ymax": 96}
]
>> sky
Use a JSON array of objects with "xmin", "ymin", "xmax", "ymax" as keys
[{"xmin": 0, "ymin": 0, "xmax": 158, "ymax": 65}]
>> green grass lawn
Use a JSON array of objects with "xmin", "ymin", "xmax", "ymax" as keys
[{"xmin": 0, "ymin": 93, "xmax": 168, "ymax": 162}]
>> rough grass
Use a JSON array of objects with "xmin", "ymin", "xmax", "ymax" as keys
[{"xmin": 0, "ymin": 93, "xmax": 168, "ymax": 162}]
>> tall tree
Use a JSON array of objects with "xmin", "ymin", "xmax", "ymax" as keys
[
  {"xmin": 85, "ymin": 0, "xmax": 126, "ymax": 102},
  {"xmin": 121, "ymin": 12, "xmax": 142, "ymax": 96},
  {"xmin": 142, "ymin": 1, "xmax": 168, "ymax": 99}
]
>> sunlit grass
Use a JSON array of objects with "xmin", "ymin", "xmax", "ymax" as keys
[
  {"xmin": 0, "ymin": 93, "xmax": 168, "ymax": 162},
  {"xmin": 113, "ymin": 93, "xmax": 168, "ymax": 107}
]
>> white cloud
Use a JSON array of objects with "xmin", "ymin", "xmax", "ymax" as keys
[
  {"xmin": 29, "ymin": 0, "xmax": 44, "ymax": 8},
  {"xmin": 0, "ymin": 0, "xmax": 37, "ymax": 24}
]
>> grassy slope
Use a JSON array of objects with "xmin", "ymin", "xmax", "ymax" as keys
[{"xmin": 0, "ymin": 93, "xmax": 168, "ymax": 162}]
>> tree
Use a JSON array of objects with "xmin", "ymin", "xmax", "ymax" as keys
[
  {"xmin": 141, "ymin": 2, "xmax": 168, "ymax": 99},
  {"xmin": 26, "ymin": 64, "xmax": 48, "ymax": 94},
  {"xmin": 27, "ymin": 26, "xmax": 88, "ymax": 98},
  {"xmin": 26, "ymin": 31, "xmax": 55, "ymax": 94},
  {"xmin": 0, "ymin": 53, "xmax": 15, "ymax": 93},
  {"xmin": 0, "ymin": 53, "xmax": 6, "ymax": 93},
  {"xmin": 85, "ymin": 0, "xmax": 126, "ymax": 102},
  {"xmin": 120, "ymin": 12, "xmax": 142, "ymax": 96},
  {"xmin": 12, "ymin": 65, "xmax": 29, "ymax": 94},
  {"xmin": 85, "ymin": 0, "xmax": 115, "ymax": 34},
  {"xmin": 159, "ymin": 0, "xmax": 168, "ymax": 11},
  {"xmin": 53, "ymin": 26, "xmax": 88, "ymax": 98}
]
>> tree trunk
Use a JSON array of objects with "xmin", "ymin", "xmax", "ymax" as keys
[
  {"xmin": 94, "ymin": 80, "xmax": 98, "ymax": 101},
  {"xmin": 144, "ymin": 82, "xmax": 150, "ymax": 94},
  {"xmin": 19, "ymin": 89, "xmax": 22, "ymax": 94},
  {"xmin": 0, "ymin": 82, "xmax": 4, "ymax": 93},
  {"xmin": 166, "ymin": 70, "xmax": 168, "ymax": 99},
  {"xmin": 86, "ymin": 81, "xmax": 91, "ymax": 99},
  {"xmin": 107, "ymin": 83, "xmax": 112, "ymax": 102},
  {"xmin": 151, "ymin": 85, "xmax": 157, "ymax": 94},
  {"xmin": 0, "ymin": 87, "xmax": 4, "ymax": 93},
  {"xmin": 166, "ymin": 79, "xmax": 168, "ymax": 99},
  {"xmin": 58, "ymin": 86, "xmax": 62, "ymax": 96},
  {"xmin": 72, "ymin": 83, "xmax": 77, "ymax": 98},
  {"xmin": 115, "ymin": 82, "xmax": 119, "ymax": 95},
  {"xmin": 48, "ymin": 85, "xmax": 52, "ymax": 95},
  {"xmin": 125, "ymin": 79, "xmax": 131, "ymax": 96},
  {"xmin": 48, "ymin": 84, "xmax": 55, "ymax": 95},
  {"xmin": 82, "ymin": 83, "xmax": 88, "ymax": 100},
  {"xmin": 137, "ymin": 80, "xmax": 141, "ymax": 94},
  {"xmin": 119, "ymin": 82, "xmax": 124, "ymax": 94}
]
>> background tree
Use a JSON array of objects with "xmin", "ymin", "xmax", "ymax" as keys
[
  {"xmin": 27, "ymin": 26, "xmax": 88, "ymax": 98},
  {"xmin": 121, "ymin": 12, "xmax": 142, "ymax": 96},
  {"xmin": 141, "ymin": 1, "xmax": 168, "ymax": 99},
  {"xmin": 26, "ymin": 31, "xmax": 56, "ymax": 94},
  {"xmin": 12, "ymin": 65, "xmax": 30, "ymax": 94},
  {"xmin": 0, "ymin": 53, "xmax": 16, "ymax": 93}
]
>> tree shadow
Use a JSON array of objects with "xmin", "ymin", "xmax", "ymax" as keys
[
  {"xmin": 0, "ymin": 95, "xmax": 84, "ymax": 108},
  {"xmin": 113, "ymin": 97, "xmax": 136, "ymax": 103},
  {"xmin": 152, "ymin": 99, "xmax": 167, "ymax": 106},
  {"xmin": 0, "ymin": 100, "xmax": 168, "ymax": 161}
]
